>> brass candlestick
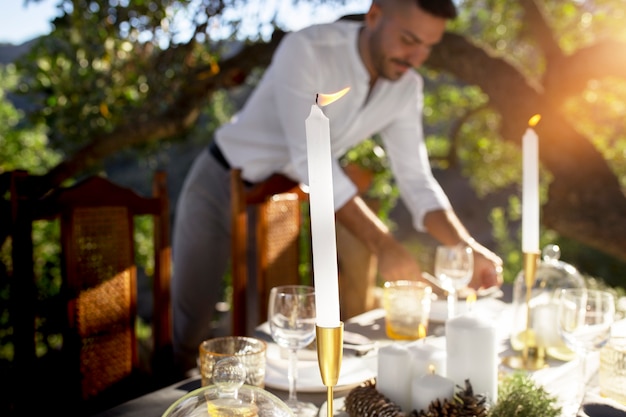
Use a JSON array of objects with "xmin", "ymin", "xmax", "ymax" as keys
[
  {"xmin": 316, "ymin": 323, "xmax": 344, "ymax": 417},
  {"xmin": 503, "ymin": 251, "xmax": 548, "ymax": 370}
]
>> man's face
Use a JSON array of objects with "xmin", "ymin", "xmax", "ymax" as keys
[{"xmin": 365, "ymin": 3, "xmax": 447, "ymax": 81}]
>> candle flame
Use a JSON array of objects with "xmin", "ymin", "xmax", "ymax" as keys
[
  {"xmin": 418, "ymin": 323, "xmax": 427, "ymax": 339},
  {"xmin": 466, "ymin": 292, "xmax": 477, "ymax": 312},
  {"xmin": 528, "ymin": 114, "xmax": 542, "ymax": 127},
  {"xmin": 428, "ymin": 364, "xmax": 436, "ymax": 375},
  {"xmin": 316, "ymin": 87, "xmax": 351, "ymax": 107}
]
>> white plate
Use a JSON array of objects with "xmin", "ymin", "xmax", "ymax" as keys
[
  {"xmin": 264, "ymin": 343, "xmax": 377, "ymax": 393},
  {"xmin": 317, "ymin": 397, "xmax": 348, "ymax": 417}
]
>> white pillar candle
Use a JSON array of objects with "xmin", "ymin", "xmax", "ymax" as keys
[
  {"xmin": 522, "ymin": 116, "xmax": 540, "ymax": 253},
  {"xmin": 305, "ymin": 90, "xmax": 348, "ymax": 328},
  {"xmin": 407, "ymin": 340, "xmax": 447, "ymax": 378},
  {"xmin": 411, "ymin": 369, "xmax": 455, "ymax": 413},
  {"xmin": 532, "ymin": 301, "xmax": 561, "ymax": 347},
  {"xmin": 446, "ymin": 313, "xmax": 498, "ymax": 403},
  {"xmin": 377, "ymin": 344, "xmax": 413, "ymax": 412}
]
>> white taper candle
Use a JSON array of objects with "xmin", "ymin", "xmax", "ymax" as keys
[
  {"xmin": 305, "ymin": 101, "xmax": 341, "ymax": 328},
  {"xmin": 522, "ymin": 122, "xmax": 540, "ymax": 253}
]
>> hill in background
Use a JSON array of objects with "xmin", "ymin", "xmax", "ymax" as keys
[{"xmin": 0, "ymin": 39, "xmax": 37, "ymax": 64}]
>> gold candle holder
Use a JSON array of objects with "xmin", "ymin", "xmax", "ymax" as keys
[
  {"xmin": 503, "ymin": 251, "xmax": 548, "ymax": 370},
  {"xmin": 316, "ymin": 323, "xmax": 344, "ymax": 417}
]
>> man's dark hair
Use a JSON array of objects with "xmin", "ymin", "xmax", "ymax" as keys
[
  {"xmin": 416, "ymin": 0, "xmax": 458, "ymax": 19},
  {"xmin": 370, "ymin": 0, "xmax": 458, "ymax": 20}
]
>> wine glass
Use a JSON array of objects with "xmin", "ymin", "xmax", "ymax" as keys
[
  {"xmin": 268, "ymin": 285, "xmax": 318, "ymax": 416},
  {"xmin": 557, "ymin": 288, "xmax": 615, "ymax": 416},
  {"xmin": 434, "ymin": 244, "xmax": 473, "ymax": 319}
]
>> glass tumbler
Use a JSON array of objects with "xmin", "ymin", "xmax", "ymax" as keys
[
  {"xmin": 599, "ymin": 336, "xmax": 626, "ymax": 405},
  {"xmin": 383, "ymin": 280, "xmax": 432, "ymax": 340},
  {"xmin": 199, "ymin": 336, "xmax": 267, "ymax": 388}
]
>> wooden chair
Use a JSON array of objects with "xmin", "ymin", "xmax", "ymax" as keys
[
  {"xmin": 230, "ymin": 169, "xmax": 309, "ymax": 336},
  {"xmin": 229, "ymin": 164, "xmax": 380, "ymax": 336},
  {"xmin": 7, "ymin": 171, "xmax": 173, "ymax": 414}
]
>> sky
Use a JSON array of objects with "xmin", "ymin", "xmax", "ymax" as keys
[
  {"xmin": 0, "ymin": 0, "xmax": 369, "ymax": 45},
  {"xmin": 1, "ymin": 0, "xmax": 61, "ymax": 44}
]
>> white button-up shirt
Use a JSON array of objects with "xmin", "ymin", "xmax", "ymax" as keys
[{"xmin": 215, "ymin": 20, "xmax": 451, "ymax": 231}]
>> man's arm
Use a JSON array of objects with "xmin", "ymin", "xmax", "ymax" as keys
[
  {"xmin": 335, "ymin": 195, "xmax": 424, "ymax": 282},
  {"xmin": 335, "ymin": 198, "xmax": 503, "ymax": 289}
]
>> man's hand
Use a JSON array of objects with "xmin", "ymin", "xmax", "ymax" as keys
[{"xmin": 467, "ymin": 240, "xmax": 503, "ymax": 290}]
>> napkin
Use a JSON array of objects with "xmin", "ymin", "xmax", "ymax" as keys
[
  {"xmin": 264, "ymin": 342, "xmax": 377, "ymax": 392},
  {"xmin": 254, "ymin": 322, "xmax": 377, "ymax": 357}
]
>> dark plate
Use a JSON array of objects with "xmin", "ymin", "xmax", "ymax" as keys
[{"xmin": 583, "ymin": 403, "xmax": 626, "ymax": 417}]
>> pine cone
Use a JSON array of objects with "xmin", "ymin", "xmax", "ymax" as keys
[
  {"xmin": 410, "ymin": 398, "xmax": 458, "ymax": 417},
  {"xmin": 455, "ymin": 379, "xmax": 489, "ymax": 417},
  {"xmin": 344, "ymin": 379, "xmax": 406, "ymax": 417},
  {"xmin": 344, "ymin": 379, "xmax": 489, "ymax": 417},
  {"xmin": 408, "ymin": 379, "xmax": 489, "ymax": 417}
]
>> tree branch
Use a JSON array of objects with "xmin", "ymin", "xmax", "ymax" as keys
[
  {"xmin": 42, "ymin": 31, "xmax": 287, "ymax": 192},
  {"xmin": 519, "ymin": 0, "xmax": 564, "ymax": 61},
  {"xmin": 426, "ymin": 32, "xmax": 543, "ymax": 136}
]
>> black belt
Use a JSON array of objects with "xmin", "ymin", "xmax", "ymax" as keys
[
  {"xmin": 208, "ymin": 141, "xmax": 231, "ymax": 170},
  {"xmin": 209, "ymin": 141, "xmax": 254, "ymax": 186}
]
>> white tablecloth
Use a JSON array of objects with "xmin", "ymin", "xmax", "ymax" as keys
[{"xmin": 94, "ymin": 296, "xmax": 626, "ymax": 417}]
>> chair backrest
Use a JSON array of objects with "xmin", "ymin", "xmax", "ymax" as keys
[
  {"xmin": 230, "ymin": 169, "xmax": 309, "ymax": 336},
  {"xmin": 229, "ymin": 164, "xmax": 381, "ymax": 335},
  {"xmin": 12, "ymin": 172, "xmax": 173, "ymax": 409}
]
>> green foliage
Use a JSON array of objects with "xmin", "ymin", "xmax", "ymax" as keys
[
  {"xmin": 542, "ymin": 0, "xmax": 626, "ymax": 52},
  {"xmin": 490, "ymin": 372, "xmax": 561, "ymax": 417},
  {"xmin": 489, "ymin": 204, "xmax": 520, "ymax": 284},
  {"xmin": 564, "ymin": 78, "xmax": 626, "ymax": 189},
  {"xmin": 16, "ymin": 0, "xmax": 214, "ymax": 156},
  {"xmin": 421, "ymin": 71, "xmax": 522, "ymax": 198},
  {"xmin": 134, "ymin": 216, "xmax": 156, "ymax": 276},
  {"xmin": 0, "ymin": 64, "xmax": 64, "ymax": 361},
  {"xmin": 341, "ymin": 136, "xmax": 399, "ymax": 225},
  {"xmin": 452, "ymin": 0, "xmax": 542, "ymax": 79},
  {"xmin": 0, "ymin": 64, "xmax": 61, "ymax": 173}
]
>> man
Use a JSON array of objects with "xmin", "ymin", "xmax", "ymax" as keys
[{"xmin": 172, "ymin": 0, "xmax": 504, "ymax": 372}]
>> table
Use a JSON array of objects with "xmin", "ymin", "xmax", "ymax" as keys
[
  {"xmin": 92, "ymin": 312, "xmax": 379, "ymax": 417},
  {"xmin": 94, "ymin": 289, "xmax": 626, "ymax": 417}
]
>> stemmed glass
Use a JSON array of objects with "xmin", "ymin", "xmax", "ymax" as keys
[
  {"xmin": 434, "ymin": 244, "xmax": 473, "ymax": 319},
  {"xmin": 557, "ymin": 288, "xmax": 615, "ymax": 416},
  {"xmin": 268, "ymin": 285, "xmax": 318, "ymax": 416}
]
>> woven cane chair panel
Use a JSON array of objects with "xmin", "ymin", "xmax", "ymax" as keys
[
  {"xmin": 75, "ymin": 269, "xmax": 134, "ymax": 339},
  {"xmin": 79, "ymin": 321, "xmax": 133, "ymax": 399},
  {"xmin": 71, "ymin": 207, "xmax": 133, "ymax": 289},
  {"xmin": 69, "ymin": 206, "xmax": 136, "ymax": 399},
  {"xmin": 261, "ymin": 194, "xmax": 301, "ymax": 286}
]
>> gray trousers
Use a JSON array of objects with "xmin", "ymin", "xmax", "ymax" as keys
[{"xmin": 172, "ymin": 148, "xmax": 238, "ymax": 372}]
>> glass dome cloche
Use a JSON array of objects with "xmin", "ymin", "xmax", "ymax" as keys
[
  {"xmin": 510, "ymin": 244, "xmax": 586, "ymax": 361},
  {"xmin": 163, "ymin": 357, "xmax": 294, "ymax": 417}
]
